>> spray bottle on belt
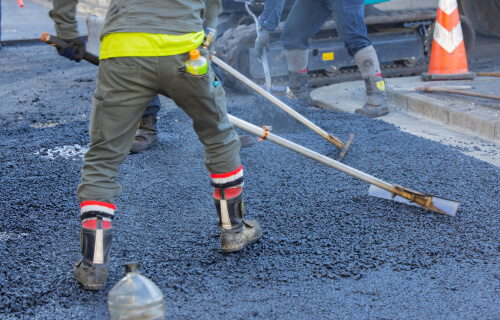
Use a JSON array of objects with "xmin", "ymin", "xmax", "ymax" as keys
[{"xmin": 184, "ymin": 28, "xmax": 216, "ymax": 76}]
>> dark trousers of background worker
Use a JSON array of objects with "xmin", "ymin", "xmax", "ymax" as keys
[
  {"xmin": 280, "ymin": 0, "xmax": 389, "ymax": 117},
  {"xmin": 281, "ymin": 0, "xmax": 369, "ymax": 56}
]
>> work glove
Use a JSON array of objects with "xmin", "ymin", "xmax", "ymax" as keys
[
  {"xmin": 57, "ymin": 37, "xmax": 85, "ymax": 62},
  {"xmin": 254, "ymin": 28, "xmax": 270, "ymax": 60},
  {"xmin": 250, "ymin": 0, "xmax": 265, "ymax": 15}
]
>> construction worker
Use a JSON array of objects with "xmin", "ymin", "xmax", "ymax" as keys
[
  {"xmin": 254, "ymin": 0, "xmax": 389, "ymax": 118},
  {"xmin": 49, "ymin": 0, "xmax": 262, "ymax": 290}
]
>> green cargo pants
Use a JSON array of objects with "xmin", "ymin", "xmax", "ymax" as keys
[{"xmin": 77, "ymin": 49, "xmax": 241, "ymax": 204}]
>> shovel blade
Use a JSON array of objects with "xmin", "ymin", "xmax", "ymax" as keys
[{"xmin": 368, "ymin": 185, "xmax": 459, "ymax": 216}]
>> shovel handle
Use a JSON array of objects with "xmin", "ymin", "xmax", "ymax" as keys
[
  {"xmin": 476, "ymin": 72, "xmax": 500, "ymax": 77},
  {"xmin": 245, "ymin": 1, "xmax": 272, "ymax": 93},
  {"xmin": 41, "ymin": 33, "xmax": 100, "ymax": 66}
]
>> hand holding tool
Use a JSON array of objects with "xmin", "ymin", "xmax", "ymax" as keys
[
  {"xmin": 57, "ymin": 37, "xmax": 86, "ymax": 62},
  {"xmin": 254, "ymin": 29, "xmax": 270, "ymax": 59},
  {"xmin": 41, "ymin": 33, "xmax": 99, "ymax": 65}
]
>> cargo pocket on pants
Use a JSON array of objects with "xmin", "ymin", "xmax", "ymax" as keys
[{"xmin": 90, "ymin": 92, "xmax": 105, "ymax": 143}]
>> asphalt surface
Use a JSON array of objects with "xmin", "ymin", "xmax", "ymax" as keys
[{"xmin": 1, "ymin": 43, "xmax": 499, "ymax": 319}]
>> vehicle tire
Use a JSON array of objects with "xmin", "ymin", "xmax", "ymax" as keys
[
  {"xmin": 214, "ymin": 24, "xmax": 258, "ymax": 93},
  {"xmin": 459, "ymin": 0, "xmax": 500, "ymax": 38},
  {"xmin": 459, "ymin": 15, "xmax": 476, "ymax": 54}
]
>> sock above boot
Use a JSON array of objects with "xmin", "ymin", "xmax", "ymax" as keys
[
  {"xmin": 81, "ymin": 201, "xmax": 114, "ymax": 229},
  {"xmin": 210, "ymin": 165, "xmax": 244, "ymax": 189},
  {"xmin": 354, "ymin": 45, "xmax": 382, "ymax": 79}
]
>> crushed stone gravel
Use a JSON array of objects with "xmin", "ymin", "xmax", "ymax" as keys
[{"xmin": 0, "ymin": 44, "xmax": 499, "ymax": 319}]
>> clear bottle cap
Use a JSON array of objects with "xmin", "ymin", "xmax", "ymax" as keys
[{"xmin": 124, "ymin": 262, "xmax": 140, "ymax": 274}]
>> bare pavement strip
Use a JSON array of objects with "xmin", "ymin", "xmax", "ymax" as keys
[{"xmin": 311, "ymin": 75, "xmax": 500, "ymax": 168}]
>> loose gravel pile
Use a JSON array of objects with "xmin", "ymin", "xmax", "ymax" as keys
[{"xmin": 0, "ymin": 45, "xmax": 499, "ymax": 319}]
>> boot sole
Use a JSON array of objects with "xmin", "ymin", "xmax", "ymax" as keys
[
  {"xmin": 355, "ymin": 108, "xmax": 389, "ymax": 118},
  {"xmin": 75, "ymin": 275, "xmax": 106, "ymax": 290},
  {"xmin": 221, "ymin": 233, "xmax": 262, "ymax": 253},
  {"xmin": 130, "ymin": 140, "xmax": 158, "ymax": 153}
]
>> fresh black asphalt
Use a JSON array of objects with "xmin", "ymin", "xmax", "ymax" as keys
[{"xmin": 0, "ymin": 44, "xmax": 499, "ymax": 319}]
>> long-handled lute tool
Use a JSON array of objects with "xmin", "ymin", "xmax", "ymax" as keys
[
  {"xmin": 228, "ymin": 114, "xmax": 459, "ymax": 216},
  {"xmin": 210, "ymin": 54, "xmax": 354, "ymax": 160}
]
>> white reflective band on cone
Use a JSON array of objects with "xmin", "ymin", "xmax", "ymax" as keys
[
  {"xmin": 438, "ymin": 0, "xmax": 458, "ymax": 15},
  {"xmin": 434, "ymin": 22, "xmax": 463, "ymax": 53}
]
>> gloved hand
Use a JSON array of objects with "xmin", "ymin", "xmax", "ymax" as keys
[
  {"xmin": 250, "ymin": 0, "xmax": 265, "ymax": 14},
  {"xmin": 57, "ymin": 37, "xmax": 85, "ymax": 62},
  {"xmin": 254, "ymin": 28, "xmax": 270, "ymax": 59}
]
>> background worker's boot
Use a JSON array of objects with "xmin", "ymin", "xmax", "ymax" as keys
[
  {"xmin": 287, "ymin": 71, "xmax": 311, "ymax": 103},
  {"xmin": 355, "ymin": 75, "xmax": 390, "ymax": 118},
  {"xmin": 74, "ymin": 216, "xmax": 112, "ymax": 290},
  {"xmin": 214, "ymin": 188, "xmax": 262, "ymax": 253},
  {"xmin": 131, "ymin": 114, "xmax": 158, "ymax": 153},
  {"xmin": 353, "ymin": 45, "xmax": 389, "ymax": 118}
]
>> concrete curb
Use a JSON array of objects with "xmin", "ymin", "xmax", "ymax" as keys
[{"xmin": 387, "ymin": 90, "xmax": 500, "ymax": 141}]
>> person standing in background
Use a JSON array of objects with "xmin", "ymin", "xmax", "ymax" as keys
[{"xmin": 255, "ymin": 0, "xmax": 389, "ymax": 118}]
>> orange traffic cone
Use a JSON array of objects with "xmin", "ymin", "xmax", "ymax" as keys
[{"xmin": 421, "ymin": 0, "xmax": 475, "ymax": 81}]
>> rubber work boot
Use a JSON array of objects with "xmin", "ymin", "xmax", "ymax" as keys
[
  {"xmin": 355, "ymin": 75, "xmax": 390, "ymax": 118},
  {"xmin": 214, "ymin": 189, "xmax": 262, "ymax": 253},
  {"xmin": 74, "ymin": 216, "xmax": 112, "ymax": 290},
  {"xmin": 287, "ymin": 71, "xmax": 311, "ymax": 103},
  {"xmin": 131, "ymin": 114, "xmax": 158, "ymax": 153}
]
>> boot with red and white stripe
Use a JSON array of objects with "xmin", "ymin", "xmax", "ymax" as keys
[
  {"xmin": 73, "ymin": 201, "xmax": 114, "ymax": 290},
  {"xmin": 211, "ymin": 166, "xmax": 262, "ymax": 253}
]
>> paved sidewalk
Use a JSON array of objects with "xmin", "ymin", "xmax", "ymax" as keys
[
  {"xmin": 1, "ymin": 0, "xmax": 87, "ymax": 43},
  {"xmin": 311, "ymin": 75, "xmax": 500, "ymax": 142}
]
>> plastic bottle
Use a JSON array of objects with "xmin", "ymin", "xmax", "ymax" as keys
[
  {"xmin": 185, "ymin": 49, "xmax": 208, "ymax": 75},
  {"xmin": 108, "ymin": 262, "xmax": 166, "ymax": 320}
]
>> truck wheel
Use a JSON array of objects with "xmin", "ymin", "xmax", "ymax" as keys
[
  {"xmin": 459, "ymin": 0, "xmax": 500, "ymax": 38},
  {"xmin": 214, "ymin": 24, "xmax": 258, "ymax": 93},
  {"xmin": 459, "ymin": 15, "xmax": 476, "ymax": 54}
]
